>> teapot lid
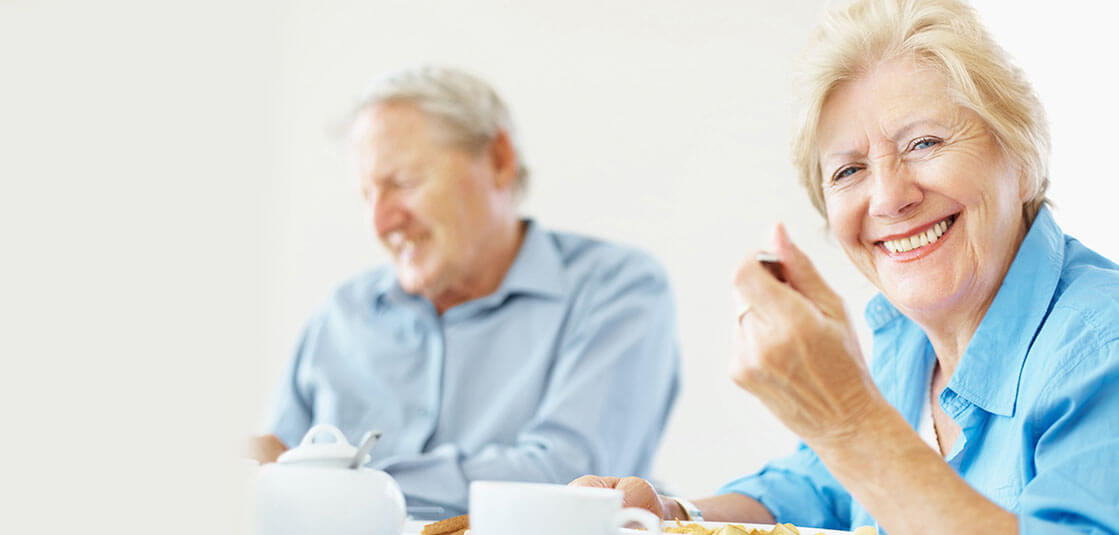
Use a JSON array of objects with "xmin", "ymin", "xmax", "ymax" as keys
[{"xmin": 277, "ymin": 424, "xmax": 365, "ymax": 465}]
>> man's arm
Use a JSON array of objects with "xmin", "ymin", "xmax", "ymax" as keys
[
  {"xmin": 255, "ymin": 323, "xmax": 316, "ymax": 453},
  {"xmin": 375, "ymin": 252, "xmax": 681, "ymax": 513}
]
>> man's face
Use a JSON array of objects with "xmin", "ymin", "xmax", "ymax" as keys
[{"xmin": 349, "ymin": 102, "xmax": 509, "ymax": 300}]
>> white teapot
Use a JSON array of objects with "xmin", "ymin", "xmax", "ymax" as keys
[{"xmin": 254, "ymin": 424, "xmax": 406, "ymax": 535}]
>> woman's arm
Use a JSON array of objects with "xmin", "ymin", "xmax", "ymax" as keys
[
  {"xmin": 731, "ymin": 225, "xmax": 1015, "ymax": 535},
  {"xmin": 810, "ymin": 400, "xmax": 1015, "ymax": 534},
  {"xmin": 686, "ymin": 494, "xmax": 776, "ymax": 524},
  {"xmin": 570, "ymin": 476, "xmax": 775, "ymax": 524}
]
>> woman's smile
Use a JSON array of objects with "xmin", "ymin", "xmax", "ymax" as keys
[{"xmin": 875, "ymin": 213, "xmax": 959, "ymax": 261}]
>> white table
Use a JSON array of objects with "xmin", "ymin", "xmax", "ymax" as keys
[
  {"xmin": 402, "ymin": 520, "xmax": 431, "ymax": 534},
  {"xmin": 402, "ymin": 519, "xmax": 856, "ymax": 535}
]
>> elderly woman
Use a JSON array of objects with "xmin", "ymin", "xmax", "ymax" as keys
[{"xmin": 573, "ymin": 0, "xmax": 1119, "ymax": 533}]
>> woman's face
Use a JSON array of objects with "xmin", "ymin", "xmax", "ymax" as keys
[{"xmin": 817, "ymin": 57, "xmax": 1028, "ymax": 321}]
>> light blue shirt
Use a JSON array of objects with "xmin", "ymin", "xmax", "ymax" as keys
[
  {"xmin": 719, "ymin": 206, "xmax": 1119, "ymax": 533},
  {"xmin": 268, "ymin": 220, "xmax": 680, "ymax": 516}
]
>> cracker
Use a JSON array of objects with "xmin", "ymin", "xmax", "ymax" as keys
[{"xmin": 421, "ymin": 514, "xmax": 469, "ymax": 535}]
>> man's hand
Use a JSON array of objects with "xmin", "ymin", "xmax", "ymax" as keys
[
  {"xmin": 247, "ymin": 434, "xmax": 288, "ymax": 464},
  {"xmin": 569, "ymin": 475, "xmax": 680, "ymax": 520}
]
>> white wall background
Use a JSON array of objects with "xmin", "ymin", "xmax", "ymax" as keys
[
  {"xmin": 3, "ymin": 1, "xmax": 279, "ymax": 532},
  {"xmin": 4, "ymin": 1, "xmax": 1117, "ymax": 533}
]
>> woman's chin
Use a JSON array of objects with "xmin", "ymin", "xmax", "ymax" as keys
[{"xmin": 881, "ymin": 276, "xmax": 962, "ymax": 316}]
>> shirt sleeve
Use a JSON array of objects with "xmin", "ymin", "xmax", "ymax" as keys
[
  {"xmin": 372, "ymin": 252, "xmax": 682, "ymax": 514},
  {"xmin": 717, "ymin": 443, "xmax": 852, "ymax": 530},
  {"xmin": 264, "ymin": 322, "xmax": 315, "ymax": 448},
  {"xmin": 1018, "ymin": 338, "xmax": 1119, "ymax": 534}
]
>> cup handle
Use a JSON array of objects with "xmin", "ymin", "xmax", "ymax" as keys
[{"xmin": 613, "ymin": 507, "xmax": 662, "ymax": 534}]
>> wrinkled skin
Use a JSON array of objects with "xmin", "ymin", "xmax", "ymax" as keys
[
  {"xmin": 729, "ymin": 224, "xmax": 881, "ymax": 448},
  {"xmin": 568, "ymin": 475, "xmax": 667, "ymax": 518}
]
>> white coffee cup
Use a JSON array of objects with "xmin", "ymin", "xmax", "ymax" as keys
[{"xmin": 470, "ymin": 481, "xmax": 662, "ymax": 535}]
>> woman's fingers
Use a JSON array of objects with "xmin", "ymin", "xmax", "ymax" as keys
[
  {"xmin": 569, "ymin": 475, "xmax": 620, "ymax": 489},
  {"xmin": 615, "ymin": 477, "xmax": 665, "ymax": 518},
  {"xmin": 771, "ymin": 223, "xmax": 845, "ymax": 320},
  {"xmin": 732, "ymin": 249, "xmax": 802, "ymax": 323},
  {"xmin": 571, "ymin": 475, "xmax": 663, "ymax": 518},
  {"xmin": 729, "ymin": 223, "xmax": 878, "ymax": 443}
]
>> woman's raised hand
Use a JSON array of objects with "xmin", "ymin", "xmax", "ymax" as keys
[{"xmin": 731, "ymin": 224, "xmax": 884, "ymax": 448}]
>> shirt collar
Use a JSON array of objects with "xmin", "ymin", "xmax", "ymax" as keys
[
  {"xmin": 492, "ymin": 218, "xmax": 566, "ymax": 300},
  {"xmin": 865, "ymin": 205, "xmax": 1065, "ymax": 417},
  {"xmin": 951, "ymin": 205, "xmax": 1064, "ymax": 416},
  {"xmin": 375, "ymin": 218, "xmax": 567, "ymax": 312}
]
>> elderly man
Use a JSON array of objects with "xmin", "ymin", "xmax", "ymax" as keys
[{"xmin": 250, "ymin": 66, "xmax": 680, "ymax": 517}]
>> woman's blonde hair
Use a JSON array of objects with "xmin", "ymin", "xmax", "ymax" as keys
[{"xmin": 792, "ymin": 0, "xmax": 1050, "ymax": 222}]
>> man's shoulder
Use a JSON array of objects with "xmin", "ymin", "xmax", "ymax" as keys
[
  {"xmin": 312, "ymin": 265, "xmax": 395, "ymax": 316},
  {"xmin": 540, "ymin": 226, "xmax": 669, "ymax": 285}
]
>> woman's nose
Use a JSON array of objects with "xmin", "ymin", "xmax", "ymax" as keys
[{"xmin": 867, "ymin": 159, "xmax": 923, "ymax": 218}]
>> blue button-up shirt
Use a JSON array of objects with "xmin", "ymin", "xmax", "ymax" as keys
[
  {"xmin": 719, "ymin": 207, "xmax": 1119, "ymax": 533},
  {"xmin": 267, "ymin": 220, "xmax": 680, "ymax": 516}
]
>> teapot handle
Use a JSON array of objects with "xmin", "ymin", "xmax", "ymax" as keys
[{"xmin": 299, "ymin": 423, "xmax": 351, "ymax": 447}]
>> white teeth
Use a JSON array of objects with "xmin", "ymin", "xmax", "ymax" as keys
[
  {"xmin": 881, "ymin": 217, "xmax": 953, "ymax": 254},
  {"xmin": 386, "ymin": 231, "xmax": 417, "ymax": 258},
  {"xmin": 387, "ymin": 231, "xmax": 405, "ymax": 248}
]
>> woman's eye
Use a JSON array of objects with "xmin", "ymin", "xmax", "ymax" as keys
[
  {"xmin": 832, "ymin": 166, "xmax": 860, "ymax": 182},
  {"xmin": 910, "ymin": 137, "xmax": 941, "ymax": 151}
]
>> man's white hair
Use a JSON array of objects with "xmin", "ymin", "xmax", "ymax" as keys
[{"xmin": 355, "ymin": 66, "xmax": 529, "ymax": 195}]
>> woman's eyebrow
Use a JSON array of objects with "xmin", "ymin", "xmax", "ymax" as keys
[
  {"xmin": 821, "ymin": 118, "xmax": 951, "ymax": 165},
  {"xmin": 821, "ymin": 148, "xmax": 865, "ymax": 169},
  {"xmin": 889, "ymin": 118, "xmax": 949, "ymax": 143}
]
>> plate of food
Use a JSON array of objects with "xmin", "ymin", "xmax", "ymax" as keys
[
  {"xmin": 414, "ymin": 514, "xmax": 876, "ymax": 535},
  {"xmin": 620, "ymin": 520, "xmax": 875, "ymax": 535}
]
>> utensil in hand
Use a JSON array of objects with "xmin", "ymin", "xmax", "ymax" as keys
[{"xmin": 756, "ymin": 252, "xmax": 786, "ymax": 282}]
